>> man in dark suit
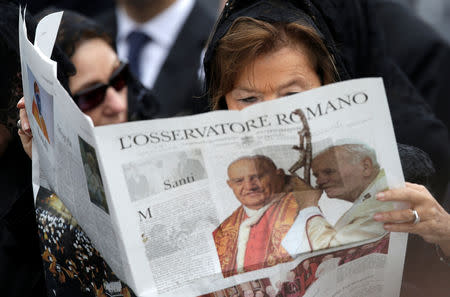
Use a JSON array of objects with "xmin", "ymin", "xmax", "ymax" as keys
[{"xmin": 96, "ymin": 0, "xmax": 215, "ymax": 118}]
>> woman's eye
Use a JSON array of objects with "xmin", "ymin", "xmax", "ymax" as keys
[
  {"xmin": 238, "ymin": 96, "xmax": 259, "ymax": 104},
  {"xmin": 284, "ymin": 91, "xmax": 300, "ymax": 97}
]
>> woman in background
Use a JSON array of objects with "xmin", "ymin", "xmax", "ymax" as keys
[{"xmin": 19, "ymin": 9, "xmax": 159, "ymax": 157}]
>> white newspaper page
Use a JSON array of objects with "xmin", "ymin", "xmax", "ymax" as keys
[
  {"xmin": 94, "ymin": 111, "xmax": 238, "ymax": 296},
  {"xmin": 19, "ymin": 11, "xmax": 128, "ymax": 282},
  {"xmin": 94, "ymin": 78, "xmax": 407, "ymax": 297},
  {"xmin": 19, "ymin": 10, "xmax": 58, "ymax": 190}
]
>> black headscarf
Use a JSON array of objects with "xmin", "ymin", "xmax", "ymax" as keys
[{"xmin": 204, "ymin": 0, "xmax": 450, "ymax": 199}]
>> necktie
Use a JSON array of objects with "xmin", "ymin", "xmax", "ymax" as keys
[{"xmin": 127, "ymin": 31, "xmax": 150, "ymax": 79}]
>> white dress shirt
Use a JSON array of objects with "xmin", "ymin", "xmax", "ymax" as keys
[{"xmin": 116, "ymin": 0, "xmax": 195, "ymax": 89}]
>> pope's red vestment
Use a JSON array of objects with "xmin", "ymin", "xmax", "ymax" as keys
[{"xmin": 213, "ymin": 193, "xmax": 300, "ymax": 277}]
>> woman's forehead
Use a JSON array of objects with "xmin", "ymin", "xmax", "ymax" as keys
[
  {"xmin": 232, "ymin": 46, "xmax": 318, "ymax": 89},
  {"xmin": 69, "ymin": 38, "xmax": 118, "ymax": 92}
]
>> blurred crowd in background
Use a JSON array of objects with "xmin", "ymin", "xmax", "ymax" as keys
[
  {"xmin": 21, "ymin": 0, "xmax": 450, "ymax": 42},
  {"xmin": 396, "ymin": 0, "xmax": 450, "ymax": 42}
]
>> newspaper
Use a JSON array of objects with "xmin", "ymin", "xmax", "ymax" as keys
[{"xmin": 19, "ymin": 11, "xmax": 408, "ymax": 297}]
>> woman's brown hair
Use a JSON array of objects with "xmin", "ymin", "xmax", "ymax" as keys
[{"xmin": 208, "ymin": 17, "xmax": 338, "ymax": 110}]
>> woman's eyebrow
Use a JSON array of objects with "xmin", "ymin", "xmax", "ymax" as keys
[
  {"xmin": 278, "ymin": 78, "xmax": 308, "ymax": 90},
  {"xmin": 231, "ymin": 86, "xmax": 259, "ymax": 93},
  {"xmin": 230, "ymin": 85, "xmax": 267, "ymax": 98},
  {"xmin": 76, "ymin": 60, "xmax": 122, "ymax": 92}
]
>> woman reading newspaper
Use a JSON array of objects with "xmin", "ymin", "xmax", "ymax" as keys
[
  {"xmin": 18, "ymin": 0, "xmax": 449, "ymax": 296},
  {"xmin": 202, "ymin": 0, "xmax": 450, "ymax": 295}
]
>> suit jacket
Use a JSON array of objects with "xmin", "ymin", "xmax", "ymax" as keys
[{"xmin": 96, "ymin": 0, "xmax": 215, "ymax": 118}]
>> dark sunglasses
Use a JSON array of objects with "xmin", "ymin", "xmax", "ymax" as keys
[{"xmin": 73, "ymin": 62, "xmax": 129, "ymax": 112}]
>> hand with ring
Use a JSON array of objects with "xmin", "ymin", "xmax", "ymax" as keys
[
  {"xmin": 373, "ymin": 182, "xmax": 450, "ymax": 257},
  {"xmin": 16, "ymin": 97, "xmax": 33, "ymax": 158}
]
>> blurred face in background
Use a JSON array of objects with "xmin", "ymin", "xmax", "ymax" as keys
[{"xmin": 69, "ymin": 38, "xmax": 128, "ymax": 126}]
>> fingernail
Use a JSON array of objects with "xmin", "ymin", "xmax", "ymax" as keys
[
  {"xmin": 384, "ymin": 224, "xmax": 392, "ymax": 230},
  {"xmin": 373, "ymin": 213, "xmax": 382, "ymax": 221},
  {"xmin": 376, "ymin": 192, "xmax": 385, "ymax": 200}
]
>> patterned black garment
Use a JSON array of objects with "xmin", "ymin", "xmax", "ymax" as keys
[{"xmin": 35, "ymin": 187, "xmax": 136, "ymax": 297}]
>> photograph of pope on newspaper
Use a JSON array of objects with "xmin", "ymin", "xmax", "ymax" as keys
[{"xmin": 212, "ymin": 137, "xmax": 393, "ymax": 278}]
